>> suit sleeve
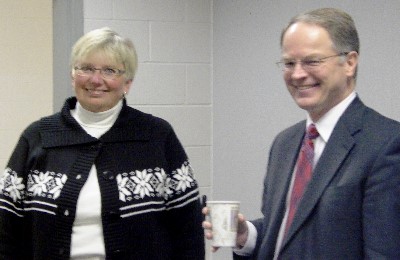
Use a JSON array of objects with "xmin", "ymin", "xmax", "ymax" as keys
[{"xmin": 363, "ymin": 134, "xmax": 400, "ymax": 258}]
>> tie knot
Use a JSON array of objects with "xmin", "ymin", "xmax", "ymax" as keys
[{"xmin": 306, "ymin": 124, "xmax": 319, "ymax": 140}]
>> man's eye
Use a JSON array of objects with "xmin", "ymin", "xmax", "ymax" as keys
[
  {"xmin": 303, "ymin": 60, "xmax": 321, "ymax": 66},
  {"xmin": 103, "ymin": 68, "xmax": 117, "ymax": 75},
  {"xmin": 284, "ymin": 61, "xmax": 296, "ymax": 68}
]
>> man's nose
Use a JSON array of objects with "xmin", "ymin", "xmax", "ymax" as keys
[{"xmin": 291, "ymin": 63, "xmax": 308, "ymax": 78}]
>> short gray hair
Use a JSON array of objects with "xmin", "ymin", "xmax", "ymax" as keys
[{"xmin": 280, "ymin": 8, "xmax": 359, "ymax": 55}]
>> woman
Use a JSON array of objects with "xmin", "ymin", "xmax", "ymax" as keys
[{"xmin": 0, "ymin": 28, "xmax": 205, "ymax": 260}]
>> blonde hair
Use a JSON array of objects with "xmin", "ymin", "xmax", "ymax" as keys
[{"xmin": 71, "ymin": 27, "xmax": 138, "ymax": 80}]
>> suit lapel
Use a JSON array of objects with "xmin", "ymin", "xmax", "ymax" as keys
[{"xmin": 281, "ymin": 97, "xmax": 364, "ymax": 249}]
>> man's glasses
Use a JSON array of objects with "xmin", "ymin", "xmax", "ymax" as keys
[
  {"xmin": 276, "ymin": 52, "xmax": 349, "ymax": 72},
  {"xmin": 74, "ymin": 66, "xmax": 125, "ymax": 80}
]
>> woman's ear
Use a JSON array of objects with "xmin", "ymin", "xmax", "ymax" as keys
[
  {"xmin": 71, "ymin": 71, "xmax": 76, "ymax": 89},
  {"xmin": 123, "ymin": 79, "xmax": 133, "ymax": 95}
]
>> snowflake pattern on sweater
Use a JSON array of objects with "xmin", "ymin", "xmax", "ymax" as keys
[
  {"xmin": 117, "ymin": 161, "xmax": 195, "ymax": 202},
  {"xmin": 0, "ymin": 161, "xmax": 198, "ymax": 218},
  {"xmin": 0, "ymin": 168, "xmax": 25, "ymax": 203},
  {"xmin": 27, "ymin": 170, "xmax": 68, "ymax": 200}
]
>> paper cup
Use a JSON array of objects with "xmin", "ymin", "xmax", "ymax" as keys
[{"xmin": 207, "ymin": 201, "xmax": 240, "ymax": 247}]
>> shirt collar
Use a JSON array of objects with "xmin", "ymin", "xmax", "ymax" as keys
[{"xmin": 306, "ymin": 91, "xmax": 356, "ymax": 143}]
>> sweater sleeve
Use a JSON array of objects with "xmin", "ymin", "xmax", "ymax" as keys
[
  {"xmin": 163, "ymin": 127, "xmax": 205, "ymax": 260},
  {"xmin": 0, "ymin": 134, "xmax": 31, "ymax": 259}
]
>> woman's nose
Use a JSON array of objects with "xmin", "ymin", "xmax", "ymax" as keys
[{"xmin": 90, "ymin": 70, "xmax": 104, "ymax": 83}]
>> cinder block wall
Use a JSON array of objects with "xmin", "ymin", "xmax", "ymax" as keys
[{"xmin": 83, "ymin": 0, "xmax": 213, "ymax": 207}]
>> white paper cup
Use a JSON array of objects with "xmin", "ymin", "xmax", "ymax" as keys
[{"xmin": 207, "ymin": 201, "xmax": 240, "ymax": 247}]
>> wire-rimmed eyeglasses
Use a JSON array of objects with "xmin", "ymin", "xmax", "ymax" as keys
[
  {"xmin": 74, "ymin": 66, "xmax": 125, "ymax": 80},
  {"xmin": 276, "ymin": 52, "xmax": 349, "ymax": 72}
]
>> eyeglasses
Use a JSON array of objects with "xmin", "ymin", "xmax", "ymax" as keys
[
  {"xmin": 276, "ymin": 52, "xmax": 349, "ymax": 72},
  {"xmin": 74, "ymin": 66, "xmax": 125, "ymax": 80}
]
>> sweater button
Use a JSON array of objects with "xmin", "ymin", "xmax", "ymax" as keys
[
  {"xmin": 110, "ymin": 249, "xmax": 122, "ymax": 258},
  {"xmin": 110, "ymin": 211, "xmax": 119, "ymax": 221},
  {"xmin": 58, "ymin": 248, "xmax": 66, "ymax": 255},
  {"xmin": 57, "ymin": 207, "xmax": 70, "ymax": 217},
  {"xmin": 102, "ymin": 171, "xmax": 114, "ymax": 180}
]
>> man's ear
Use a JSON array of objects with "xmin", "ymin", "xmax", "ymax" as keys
[{"xmin": 345, "ymin": 51, "xmax": 358, "ymax": 78}]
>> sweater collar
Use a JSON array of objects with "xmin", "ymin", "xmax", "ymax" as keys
[{"xmin": 40, "ymin": 97, "xmax": 150, "ymax": 148}]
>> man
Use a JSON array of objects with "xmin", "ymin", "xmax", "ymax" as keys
[{"xmin": 203, "ymin": 8, "xmax": 400, "ymax": 259}]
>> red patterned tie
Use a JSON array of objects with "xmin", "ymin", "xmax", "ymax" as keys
[{"xmin": 284, "ymin": 124, "xmax": 319, "ymax": 237}]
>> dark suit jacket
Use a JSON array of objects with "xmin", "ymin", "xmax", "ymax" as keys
[{"xmin": 235, "ymin": 97, "xmax": 400, "ymax": 259}]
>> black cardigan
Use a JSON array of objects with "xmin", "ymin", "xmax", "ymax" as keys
[{"xmin": 0, "ymin": 97, "xmax": 205, "ymax": 259}]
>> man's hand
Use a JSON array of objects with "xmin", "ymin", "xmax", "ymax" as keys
[{"xmin": 202, "ymin": 207, "xmax": 249, "ymax": 252}]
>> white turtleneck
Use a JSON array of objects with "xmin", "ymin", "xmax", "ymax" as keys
[{"xmin": 69, "ymin": 100, "xmax": 123, "ymax": 259}]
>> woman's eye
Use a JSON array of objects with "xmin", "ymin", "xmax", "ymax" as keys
[
  {"xmin": 103, "ymin": 68, "xmax": 117, "ymax": 75},
  {"xmin": 81, "ymin": 67, "xmax": 94, "ymax": 72}
]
